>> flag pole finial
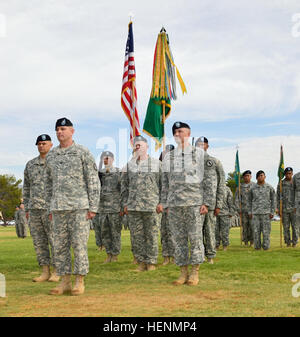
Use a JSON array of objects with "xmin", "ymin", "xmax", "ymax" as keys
[
  {"xmin": 129, "ymin": 12, "xmax": 134, "ymax": 22},
  {"xmin": 160, "ymin": 26, "xmax": 166, "ymax": 33}
]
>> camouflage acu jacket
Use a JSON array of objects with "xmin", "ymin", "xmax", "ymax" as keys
[
  {"xmin": 23, "ymin": 156, "xmax": 47, "ymax": 211},
  {"xmin": 121, "ymin": 156, "xmax": 161, "ymax": 212},
  {"xmin": 235, "ymin": 181, "xmax": 256, "ymax": 213},
  {"xmin": 276, "ymin": 178, "xmax": 294, "ymax": 212},
  {"xmin": 219, "ymin": 186, "xmax": 236, "ymax": 216},
  {"xmin": 98, "ymin": 166, "xmax": 121, "ymax": 213},
  {"xmin": 44, "ymin": 142, "xmax": 100, "ymax": 213},
  {"xmin": 161, "ymin": 144, "xmax": 214, "ymax": 208},
  {"xmin": 249, "ymin": 183, "xmax": 276, "ymax": 215}
]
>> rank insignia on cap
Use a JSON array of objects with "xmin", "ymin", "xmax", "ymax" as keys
[
  {"xmin": 61, "ymin": 119, "xmax": 66, "ymax": 126},
  {"xmin": 41, "ymin": 135, "xmax": 46, "ymax": 140},
  {"xmin": 176, "ymin": 122, "xmax": 181, "ymax": 127},
  {"xmin": 206, "ymin": 160, "xmax": 213, "ymax": 167}
]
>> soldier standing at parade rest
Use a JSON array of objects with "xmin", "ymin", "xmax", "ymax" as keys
[
  {"xmin": 98, "ymin": 151, "xmax": 122, "ymax": 263},
  {"xmin": 292, "ymin": 169, "xmax": 300, "ymax": 246},
  {"xmin": 277, "ymin": 167, "xmax": 297, "ymax": 247},
  {"xmin": 23, "ymin": 134, "xmax": 59, "ymax": 282},
  {"xmin": 18, "ymin": 203, "xmax": 28, "ymax": 238},
  {"xmin": 249, "ymin": 170, "xmax": 276, "ymax": 250},
  {"xmin": 45, "ymin": 118, "xmax": 100, "ymax": 295},
  {"xmin": 159, "ymin": 144, "xmax": 175, "ymax": 266},
  {"xmin": 195, "ymin": 136, "xmax": 225, "ymax": 264},
  {"xmin": 14, "ymin": 206, "xmax": 21, "ymax": 238},
  {"xmin": 235, "ymin": 170, "xmax": 256, "ymax": 246},
  {"xmin": 121, "ymin": 135, "xmax": 162, "ymax": 272},
  {"xmin": 216, "ymin": 185, "xmax": 235, "ymax": 251},
  {"xmin": 161, "ymin": 122, "xmax": 214, "ymax": 286}
]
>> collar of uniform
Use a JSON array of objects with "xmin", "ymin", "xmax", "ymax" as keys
[
  {"xmin": 174, "ymin": 143, "xmax": 193, "ymax": 154},
  {"xmin": 58, "ymin": 141, "xmax": 76, "ymax": 153}
]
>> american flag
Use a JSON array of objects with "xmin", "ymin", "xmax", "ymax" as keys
[{"xmin": 121, "ymin": 21, "xmax": 140, "ymax": 142}]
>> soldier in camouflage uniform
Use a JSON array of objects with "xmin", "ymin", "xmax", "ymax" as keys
[
  {"xmin": 23, "ymin": 134, "xmax": 59, "ymax": 283},
  {"xmin": 14, "ymin": 206, "xmax": 21, "ymax": 238},
  {"xmin": 235, "ymin": 170, "xmax": 256, "ymax": 246},
  {"xmin": 216, "ymin": 185, "xmax": 235, "ymax": 250},
  {"xmin": 98, "ymin": 151, "xmax": 122, "ymax": 263},
  {"xmin": 293, "ymin": 170, "xmax": 300, "ymax": 246},
  {"xmin": 249, "ymin": 170, "xmax": 276, "ymax": 250},
  {"xmin": 277, "ymin": 167, "xmax": 297, "ymax": 247},
  {"xmin": 159, "ymin": 144, "xmax": 175, "ymax": 265},
  {"xmin": 121, "ymin": 135, "xmax": 161, "ymax": 272},
  {"xmin": 195, "ymin": 136, "xmax": 225, "ymax": 264},
  {"xmin": 18, "ymin": 203, "xmax": 28, "ymax": 238},
  {"xmin": 45, "ymin": 118, "xmax": 100, "ymax": 295},
  {"xmin": 161, "ymin": 123, "xmax": 214, "ymax": 286}
]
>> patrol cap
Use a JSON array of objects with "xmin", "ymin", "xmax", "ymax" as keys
[
  {"xmin": 165, "ymin": 144, "xmax": 175, "ymax": 152},
  {"xmin": 101, "ymin": 151, "xmax": 114, "ymax": 159},
  {"xmin": 195, "ymin": 136, "xmax": 208, "ymax": 146},
  {"xmin": 242, "ymin": 170, "xmax": 252, "ymax": 177},
  {"xmin": 133, "ymin": 135, "xmax": 148, "ymax": 144},
  {"xmin": 35, "ymin": 134, "xmax": 51, "ymax": 145},
  {"xmin": 172, "ymin": 121, "xmax": 191, "ymax": 135},
  {"xmin": 284, "ymin": 167, "xmax": 293, "ymax": 174},
  {"xmin": 256, "ymin": 170, "xmax": 265, "ymax": 179},
  {"xmin": 55, "ymin": 117, "xmax": 73, "ymax": 130}
]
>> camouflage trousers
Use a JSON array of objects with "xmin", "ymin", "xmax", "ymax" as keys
[
  {"xmin": 252, "ymin": 214, "xmax": 271, "ymax": 250},
  {"xmin": 203, "ymin": 210, "xmax": 217, "ymax": 259},
  {"xmin": 93, "ymin": 213, "xmax": 103, "ymax": 247},
  {"xmin": 52, "ymin": 210, "xmax": 90, "ymax": 276},
  {"xmin": 282, "ymin": 211, "xmax": 298, "ymax": 245},
  {"xmin": 100, "ymin": 213, "xmax": 122, "ymax": 256},
  {"xmin": 241, "ymin": 212, "xmax": 253, "ymax": 244},
  {"xmin": 160, "ymin": 211, "xmax": 175, "ymax": 258},
  {"xmin": 168, "ymin": 206, "xmax": 205, "ymax": 266},
  {"xmin": 128, "ymin": 211, "xmax": 159, "ymax": 264},
  {"xmin": 215, "ymin": 216, "xmax": 231, "ymax": 248},
  {"xmin": 29, "ymin": 209, "xmax": 55, "ymax": 267}
]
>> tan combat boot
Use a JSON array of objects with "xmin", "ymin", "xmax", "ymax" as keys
[
  {"xmin": 49, "ymin": 274, "xmax": 72, "ymax": 295},
  {"xmin": 169, "ymin": 257, "xmax": 175, "ymax": 264},
  {"xmin": 111, "ymin": 255, "xmax": 118, "ymax": 262},
  {"xmin": 48, "ymin": 268, "xmax": 60, "ymax": 282},
  {"xmin": 223, "ymin": 246, "xmax": 228, "ymax": 251},
  {"xmin": 147, "ymin": 264, "xmax": 156, "ymax": 271},
  {"xmin": 173, "ymin": 265, "xmax": 189, "ymax": 285},
  {"xmin": 207, "ymin": 258, "xmax": 214, "ymax": 264},
  {"xmin": 103, "ymin": 254, "xmax": 112, "ymax": 264},
  {"xmin": 32, "ymin": 265, "xmax": 50, "ymax": 282},
  {"xmin": 132, "ymin": 256, "xmax": 138, "ymax": 264},
  {"xmin": 162, "ymin": 256, "xmax": 170, "ymax": 265},
  {"xmin": 136, "ymin": 262, "xmax": 146, "ymax": 272},
  {"xmin": 71, "ymin": 275, "xmax": 85, "ymax": 296},
  {"xmin": 187, "ymin": 265, "xmax": 200, "ymax": 286}
]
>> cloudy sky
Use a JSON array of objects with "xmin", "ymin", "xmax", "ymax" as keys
[{"xmin": 0, "ymin": 0, "xmax": 300, "ymax": 188}]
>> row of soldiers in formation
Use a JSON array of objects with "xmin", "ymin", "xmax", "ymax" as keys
[{"xmin": 21, "ymin": 117, "xmax": 300, "ymax": 296}]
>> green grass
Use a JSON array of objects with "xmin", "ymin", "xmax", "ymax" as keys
[{"xmin": 0, "ymin": 222, "xmax": 300, "ymax": 317}]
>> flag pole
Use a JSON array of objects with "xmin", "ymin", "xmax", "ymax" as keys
[
  {"xmin": 280, "ymin": 178, "xmax": 283, "ymax": 248},
  {"xmin": 239, "ymin": 172, "xmax": 242, "ymax": 246},
  {"xmin": 132, "ymin": 80, "xmax": 136, "ymax": 138},
  {"xmin": 162, "ymin": 100, "xmax": 166, "ymax": 150}
]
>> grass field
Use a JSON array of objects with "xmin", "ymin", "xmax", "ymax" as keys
[{"xmin": 0, "ymin": 222, "xmax": 300, "ymax": 317}]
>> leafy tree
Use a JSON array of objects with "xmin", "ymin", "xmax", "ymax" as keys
[
  {"xmin": 226, "ymin": 171, "xmax": 244, "ymax": 200},
  {"xmin": 0, "ymin": 174, "xmax": 22, "ymax": 221}
]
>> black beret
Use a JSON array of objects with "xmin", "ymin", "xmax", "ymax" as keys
[
  {"xmin": 172, "ymin": 121, "xmax": 191, "ymax": 135},
  {"xmin": 55, "ymin": 117, "xmax": 73, "ymax": 130},
  {"xmin": 35, "ymin": 134, "xmax": 51, "ymax": 145},
  {"xmin": 242, "ymin": 170, "xmax": 252, "ymax": 177},
  {"xmin": 195, "ymin": 136, "xmax": 208, "ymax": 145},
  {"xmin": 284, "ymin": 167, "xmax": 293, "ymax": 174},
  {"xmin": 101, "ymin": 151, "xmax": 114, "ymax": 159},
  {"xmin": 133, "ymin": 135, "xmax": 148, "ymax": 144},
  {"xmin": 165, "ymin": 144, "xmax": 175, "ymax": 152},
  {"xmin": 256, "ymin": 170, "xmax": 265, "ymax": 179}
]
